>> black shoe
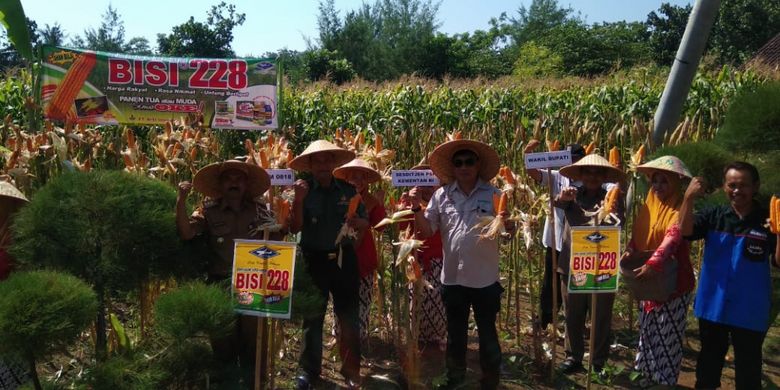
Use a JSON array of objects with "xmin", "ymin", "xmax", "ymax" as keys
[
  {"xmin": 296, "ymin": 374, "xmax": 317, "ymax": 390},
  {"xmin": 558, "ymin": 358, "xmax": 584, "ymax": 374}
]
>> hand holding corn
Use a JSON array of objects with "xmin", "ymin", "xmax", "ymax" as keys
[{"xmin": 684, "ymin": 177, "xmax": 707, "ymax": 200}]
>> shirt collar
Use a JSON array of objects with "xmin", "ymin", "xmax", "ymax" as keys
[
  {"xmin": 219, "ymin": 198, "xmax": 254, "ymax": 213},
  {"xmin": 446, "ymin": 178, "xmax": 491, "ymax": 196}
]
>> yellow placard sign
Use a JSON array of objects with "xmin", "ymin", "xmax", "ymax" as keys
[
  {"xmin": 232, "ymin": 239, "xmax": 297, "ymax": 319},
  {"xmin": 568, "ymin": 226, "xmax": 621, "ymax": 293}
]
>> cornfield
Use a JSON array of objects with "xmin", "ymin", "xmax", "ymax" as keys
[{"xmin": 0, "ymin": 64, "xmax": 771, "ymax": 388}]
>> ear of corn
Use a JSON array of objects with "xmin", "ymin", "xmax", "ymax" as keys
[
  {"xmin": 608, "ymin": 146, "xmax": 621, "ymax": 167},
  {"xmin": 46, "ymin": 52, "xmax": 97, "ymax": 121},
  {"xmin": 770, "ymin": 195, "xmax": 779, "ymax": 234},
  {"xmin": 500, "ymin": 166, "xmax": 517, "ymax": 185},
  {"xmin": 346, "ymin": 194, "xmax": 362, "ymax": 219},
  {"xmin": 498, "ymin": 192, "xmax": 507, "ymax": 214},
  {"xmin": 585, "ymin": 142, "xmax": 596, "ymax": 155},
  {"xmin": 493, "ymin": 193, "xmax": 501, "ymax": 214},
  {"xmin": 259, "ymin": 149, "xmax": 269, "ymax": 168},
  {"xmin": 375, "ymin": 134, "xmax": 383, "ymax": 152},
  {"xmin": 631, "ymin": 144, "xmax": 646, "ymax": 167},
  {"xmin": 548, "ymin": 139, "xmax": 560, "ymax": 151}
]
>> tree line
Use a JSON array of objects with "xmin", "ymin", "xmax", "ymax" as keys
[{"xmin": 2, "ymin": 0, "xmax": 779, "ymax": 83}]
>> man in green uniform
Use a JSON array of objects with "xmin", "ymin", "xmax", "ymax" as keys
[
  {"xmin": 176, "ymin": 159, "xmax": 275, "ymax": 386},
  {"xmin": 289, "ymin": 140, "xmax": 368, "ymax": 390}
]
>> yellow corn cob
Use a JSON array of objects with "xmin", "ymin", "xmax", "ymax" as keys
[
  {"xmin": 585, "ymin": 142, "xmax": 596, "ymax": 155},
  {"xmin": 171, "ymin": 142, "xmax": 182, "ymax": 158},
  {"xmin": 375, "ymin": 134, "xmax": 383, "ymax": 152},
  {"xmin": 549, "ymin": 140, "xmax": 561, "ymax": 151},
  {"xmin": 501, "ymin": 166, "xmax": 517, "ymax": 185},
  {"xmin": 631, "ymin": 144, "xmax": 646, "ymax": 166},
  {"xmin": 770, "ymin": 195, "xmax": 779, "ymax": 234},
  {"xmin": 125, "ymin": 128, "xmax": 136, "ymax": 149},
  {"xmin": 46, "ymin": 52, "xmax": 97, "ymax": 121},
  {"xmin": 346, "ymin": 194, "xmax": 361, "ymax": 219},
  {"xmin": 608, "ymin": 146, "xmax": 620, "ymax": 167},
  {"xmin": 604, "ymin": 187, "xmax": 619, "ymax": 213},
  {"xmin": 259, "ymin": 149, "xmax": 269, "ymax": 168}
]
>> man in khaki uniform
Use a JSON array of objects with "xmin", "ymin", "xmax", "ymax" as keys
[{"xmin": 176, "ymin": 159, "xmax": 275, "ymax": 387}]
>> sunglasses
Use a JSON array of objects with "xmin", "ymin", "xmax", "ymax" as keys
[{"xmin": 452, "ymin": 157, "xmax": 477, "ymax": 168}]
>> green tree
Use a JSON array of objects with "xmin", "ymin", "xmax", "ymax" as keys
[
  {"xmin": 646, "ymin": 3, "xmax": 692, "ymax": 66},
  {"xmin": 711, "ymin": 0, "xmax": 780, "ymax": 64},
  {"xmin": 502, "ymin": 0, "xmax": 577, "ymax": 45},
  {"xmin": 303, "ymin": 48, "xmax": 356, "ymax": 84},
  {"xmin": 157, "ymin": 1, "xmax": 246, "ymax": 58},
  {"xmin": 315, "ymin": 0, "xmax": 440, "ymax": 81},
  {"xmin": 11, "ymin": 171, "xmax": 186, "ymax": 361},
  {"xmin": 38, "ymin": 23, "xmax": 67, "ymax": 47},
  {"xmin": 512, "ymin": 41, "xmax": 563, "ymax": 78},
  {"xmin": 71, "ymin": 5, "xmax": 125, "ymax": 52},
  {"xmin": 0, "ymin": 271, "xmax": 97, "ymax": 390},
  {"xmin": 70, "ymin": 5, "xmax": 152, "ymax": 54},
  {"xmin": 0, "ymin": 17, "xmax": 38, "ymax": 69}
]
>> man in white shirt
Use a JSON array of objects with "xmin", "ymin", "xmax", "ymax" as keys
[
  {"xmin": 411, "ymin": 139, "xmax": 514, "ymax": 390},
  {"xmin": 523, "ymin": 141, "xmax": 586, "ymax": 330}
]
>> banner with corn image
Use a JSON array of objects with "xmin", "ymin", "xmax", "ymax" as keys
[{"xmin": 40, "ymin": 45, "xmax": 279, "ymax": 129}]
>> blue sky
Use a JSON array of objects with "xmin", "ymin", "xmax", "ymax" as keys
[{"xmin": 23, "ymin": 0, "xmax": 692, "ymax": 57}]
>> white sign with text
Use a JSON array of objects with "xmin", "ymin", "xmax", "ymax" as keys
[
  {"xmin": 524, "ymin": 150, "xmax": 573, "ymax": 170},
  {"xmin": 267, "ymin": 169, "xmax": 295, "ymax": 186},
  {"xmin": 391, "ymin": 170, "xmax": 440, "ymax": 187}
]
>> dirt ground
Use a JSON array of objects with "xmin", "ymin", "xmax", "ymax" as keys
[{"xmin": 270, "ymin": 296, "xmax": 780, "ymax": 390}]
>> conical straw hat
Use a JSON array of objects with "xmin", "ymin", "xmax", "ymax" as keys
[
  {"xmin": 559, "ymin": 154, "xmax": 625, "ymax": 182},
  {"xmin": 636, "ymin": 155, "xmax": 692, "ymax": 179},
  {"xmin": 288, "ymin": 140, "xmax": 355, "ymax": 172},
  {"xmin": 333, "ymin": 158, "xmax": 382, "ymax": 184},
  {"xmin": 193, "ymin": 160, "xmax": 270, "ymax": 198}
]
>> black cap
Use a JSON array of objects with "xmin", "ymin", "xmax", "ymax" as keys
[{"xmin": 568, "ymin": 143, "xmax": 586, "ymax": 162}]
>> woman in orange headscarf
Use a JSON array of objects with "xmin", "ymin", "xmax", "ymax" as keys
[{"xmin": 624, "ymin": 156, "xmax": 695, "ymax": 388}]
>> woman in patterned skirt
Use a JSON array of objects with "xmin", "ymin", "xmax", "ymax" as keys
[
  {"xmin": 334, "ymin": 159, "xmax": 387, "ymax": 342},
  {"xmin": 399, "ymin": 161, "xmax": 447, "ymax": 346},
  {"xmin": 624, "ymin": 156, "xmax": 696, "ymax": 388}
]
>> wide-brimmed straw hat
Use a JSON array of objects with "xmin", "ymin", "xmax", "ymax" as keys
[
  {"xmin": 559, "ymin": 154, "xmax": 625, "ymax": 182},
  {"xmin": 288, "ymin": 140, "xmax": 355, "ymax": 172},
  {"xmin": 429, "ymin": 139, "xmax": 500, "ymax": 183},
  {"xmin": 0, "ymin": 181, "xmax": 27, "ymax": 204},
  {"xmin": 193, "ymin": 160, "xmax": 270, "ymax": 198},
  {"xmin": 0, "ymin": 181, "xmax": 28, "ymax": 219},
  {"xmin": 333, "ymin": 158, "xmax": 382, "ymax": 183},
  {"xmin": 636, "ymin": 155, "xmax": 692, "ymax": 179},
  {"xmin": 411, "ymin": 155, "xmax": 430, "ymax": 170}
]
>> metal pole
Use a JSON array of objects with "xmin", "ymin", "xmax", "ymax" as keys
[
  {"xmin": 547, "ymin": 168, "xmax": 560, "ymax": 381},
  {"xmin": 652, "ymin": 0, "xmax": 721, "ymax": 147}
]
